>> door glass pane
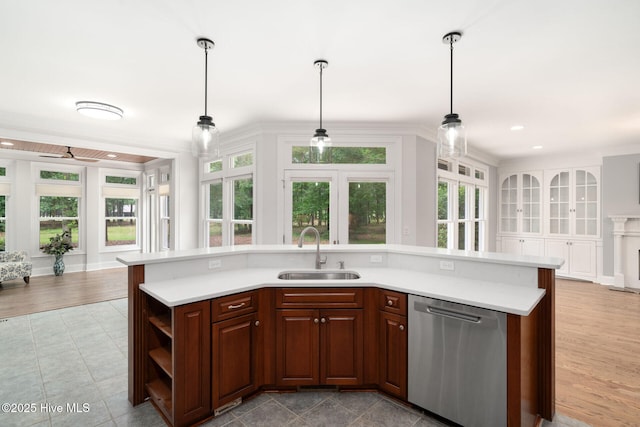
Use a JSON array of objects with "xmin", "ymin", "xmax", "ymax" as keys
[
  {"xmin": 292, "ymin": 182, "xmax": 330, "ymax": 244},
  {"xmin": 349, "ymin": 182, "xmax": 386, "ymax": 244}
]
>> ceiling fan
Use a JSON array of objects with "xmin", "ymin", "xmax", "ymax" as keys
[{"xmin": 40, "ymin": 146, "xmax": 99, "ymax": 163}]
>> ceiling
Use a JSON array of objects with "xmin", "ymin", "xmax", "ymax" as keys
[{"xmin": 0, "ymin": 0, "xmax": 639, "ymax": 163}]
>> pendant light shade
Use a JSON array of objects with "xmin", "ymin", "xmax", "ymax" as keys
[
  {"xmin": 311, "ymin": 60, "xmax": 331, "ymax": 154},
  {"xmin": 192, "ymin": 38, "xmax": 220, "ymax": 158},
  {"xmin": 437, "ymin": 32, "xmax": 467, "ymax": 159}
]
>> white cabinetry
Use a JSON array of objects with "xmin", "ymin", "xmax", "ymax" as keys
[
  {"xmin": 545, "ymin": 239, "xmax": 596, "ymax": 278},
  {"xmin": 501, "ymin": 237, "xmax": 545, "ymax": 257},
  {"xmin": 499, "ymin": 172, "xmax": 543, "ymax": 234}
]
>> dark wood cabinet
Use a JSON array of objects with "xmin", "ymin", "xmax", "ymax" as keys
[
  {"xmin": 211, "ymin": 290, "xmax": 261, "ymax": 412},
  {"xmin": 378, "ymin": 289, "xmax": 407, "ymax": 399},
  {"xmin": 144, "ymin": 297, "xmax": 211, "ymax": 427},
  {"xmin": 275, "ymin": 288, "xmax": 364, "ymax": 387}
]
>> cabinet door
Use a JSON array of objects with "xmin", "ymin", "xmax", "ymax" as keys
[
  {"xmin": 521, "ymin": 173, "xmax": 542, "ymax": 234},
  {"xmin": 545, "ymin": 239, "xmax": 569, "ymax": 276},
  {"xmin": 320, "ymin": 309, "xmax": 363, "ymax": 385},
  {"xmin": 547, "ymin": 170, "xmax": 571, "ymax": 236},
  {"xmin": 501, "ymin": 237, "xmax": 522, "ymax": 255},
  {"xmin": 212, "ymin": 313, "xmax": 257, "ymax": 410},
  {"xmin": 379, "ymin": 311, "xmax": 407, "ymax": 399},
  {"xmin": 500, "ymin": 174, "xmax": 519, "ymax": 233},
  {"xmin": 276, "ymin": 309, "xmax": 319, "ymax": 385},
  {"xmin": 521, "ymin": 238, "xmax": 544, "ymax": 257},
  {"xmin": 569, "ymin": 240, "xmax": 596, "ymax": 278},
  {"xmin": 573, "ymin": 169, "xmax": 599, "ymax": 237},
  {"xmin": 173, "ymin": 301, "xmax": 211, "ymax": 427}
]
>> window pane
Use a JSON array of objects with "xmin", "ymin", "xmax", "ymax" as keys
[
  {"xmin": 458, "ymin": 164, "xmax": 471, "ymax": 176},
  {"xmin": 233, "ymin": 178, "xmax": 253, "ymax": 220},
  {"xmin": 292, "ymin": 146, "xmax": 386, "ymax": 164},
  {"xmin": 209, "ymin": 222, "xmax": 222, "ymax": 247},
  {"xmin": 458, "ymin": 185, "xmax": 467, "ymax": 220},
  {"xmin": 40, "ymin": 196, "xmax": 78, "ymax": 217},
  {"xmin": 348, "ymin": 182, "xmax": 386, "ymax": 244},
  {"xmin": 292, "ymin": 182, "xmax": 330, "ymax": 244},
  {"xmin": 0, "ymin": 196, "xmax": 5, "ymax": 251},
  {"xmin": 209, "ymin": 182, "xmax": 222, "ymax": 219},
  {"xmin": 106, "ymin": 218, "xmax": 136, "ymax": 246},
  {"xmin": 437, "ymin": 159, "xmax": 451, "ymax": 171},
  {"xmin": 106, "ymin": 176, "xmax": 137, "ymax": 185},
  {"xmin": 209, "ymin": 160, "xmax": 223, "ymax": 173},
  {"xmin": 0, "ymin": 167, "xmax": 5, "ymax": 176},
  {"xmin": 233, "ymin": 223, "xmax": 252, "ymax": 245},
  {"xmin": 438, "ymin": 181, "xmax": 449, "ymax": 220},
  {"xmin": 474, "ymin": 169, "xmax": 485, "ymax": 180},
  {"xmin": 458, "ymin": 222, "xmax": 466, "ymax": 250},
  {"xmin": 232, "ymin": 153, "xmax": 253, "ymax": 168},
  {"xmin": 437, "ymin": 223, "xmax": 448, "ymax": 248},
  {"xmin": 40, "ymin": 219, "xmax": 79, "ymax": 247},
  {"xmin": 105, "ymin": 198, "xmax": 136, "ymax": 217},
  {"xmin": 40, "ymin": 171, "xmax": 79, "ymax": 181}
]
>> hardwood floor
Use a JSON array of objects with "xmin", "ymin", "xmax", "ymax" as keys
[
  {"xmin": 555, "ymin": 278, "xmax": 640, "ymax": 426},
  {"xmin": 1, "ymin": 270, "xmax": 638, "ymax": 425},
  {"xmin": 0, "ymin": 267, "xmax": 127, "ymax": 318}
]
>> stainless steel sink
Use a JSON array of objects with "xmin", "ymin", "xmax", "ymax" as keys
[{"xmin": 277, "ymin": 270, "xmax": 361, "ymax": 280}]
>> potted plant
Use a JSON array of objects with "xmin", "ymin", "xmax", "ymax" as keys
[{"xmin": 40, "ymin": 228, "xmax": 73, "ymax": 276}]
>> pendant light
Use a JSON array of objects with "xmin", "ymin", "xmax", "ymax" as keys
[
  {"xmin": 437, "ymin": 31, "xmax": 467, "ymax": 159},
  {"xmin": 310, "ymin": 59, "xmax": 331, "ymax": 154},
  {"xmin": 192, "ymin": 38, "xmax": 220, "ymax": 158}
]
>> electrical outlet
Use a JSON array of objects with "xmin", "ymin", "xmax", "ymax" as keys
[
  {"xmin": 370, "ymin": 255, "xmax": 383, "ymax": 263},
  {"xmin": 208, "ymin": 259, "xmax": 222, "ymax": 269},
  {"xmin": 439, "ymin": 260, "xmax": 455, "ymax": 271}
]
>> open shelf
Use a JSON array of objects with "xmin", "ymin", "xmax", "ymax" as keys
[
  {"xmin": 146, "ymin": 379, "xmax": 173, "ymax": 421},
  {"xmin": 149, "ymin": 314, "xmax": 172, "ymax": 339},
  {"xmin": 149, "ymin": 347, "xmax": 173, "ymax": 379}
]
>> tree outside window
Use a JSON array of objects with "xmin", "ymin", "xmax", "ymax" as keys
[{"xmin": 105, "ymin": 198, "xmax": 137, "ymax": 246}]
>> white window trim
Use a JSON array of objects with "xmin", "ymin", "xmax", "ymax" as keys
[{"xmin": 100, "ymin": 169, "xmax": 142, "ymax": 252}]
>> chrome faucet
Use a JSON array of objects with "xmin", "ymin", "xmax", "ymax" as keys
[{"xmin": 298, "ymin": 226, "xmax": 326, "ymax": 269}]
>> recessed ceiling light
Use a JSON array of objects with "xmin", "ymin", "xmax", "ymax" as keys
[
  {"xmin": 107, "ymin": 154, "xmax": 118, "ymax": 158},
  {"xmin": 0, "ymin": 141, "xmax": 14, "ymax": 146},
  {"xmin": 510, "ymin": 125, "xmax": 524, "ymax": 131},
  {"xmin": 532, "ymin": 145, "xmax": 543, "ymax": 150},
  {"xmin": 76, "ymin": 101, "xmax": 123, "ymax": 120}
]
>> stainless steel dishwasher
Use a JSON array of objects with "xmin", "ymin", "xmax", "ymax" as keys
[{"xmin": 408, "ymin": 295, "xmax": 507, "ymax": 427}]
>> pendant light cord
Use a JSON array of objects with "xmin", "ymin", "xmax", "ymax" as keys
[
  {"xmin": 319, "ymin": 64, "xmax": 323, "ymax": 129},
  {"xmin": 204, "ymin": 47, "xmax": 209, "ymax": 117},
  {"xmin": 449, "ymin": 38, "xmax": 454, "ymax": 115}
]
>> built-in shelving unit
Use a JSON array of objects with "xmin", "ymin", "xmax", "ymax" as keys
[{"xmin": 145, "ymin": 297, "xmax": 174, "ymax": 423}]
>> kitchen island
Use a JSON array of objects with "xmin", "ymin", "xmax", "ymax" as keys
[{"xmin": 118, "ymin": 244, "xmax": 562, "ymax": 427}]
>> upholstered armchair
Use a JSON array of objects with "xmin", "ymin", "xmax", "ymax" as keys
[{"xmin": 0, "ymin": 250, "xmax": 32, "ymax": 284}]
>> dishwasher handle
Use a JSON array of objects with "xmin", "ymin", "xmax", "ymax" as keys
[{"xmin": 421, "ymin": 304, "xmax": 482, "ymax": 323}]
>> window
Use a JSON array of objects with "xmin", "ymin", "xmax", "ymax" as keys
[
  {"xmin": 437, "ymin": 159, "xmax": 487, "ymax": 251},
  {"xmin": 102, "ymin": 171, "xmax": 140, "ymax": 248},
  {"xmin": 105, "ymin": 198, "xmax": 137, "ymax": 246},
  {"xmin": 203, "ymin": 148, "xmax": 254, "ymax": 247},
  {"xmin": 0, "ymin": 167, "xmax": 5, "ymax": 177},
  {"xmin": 39, "ymin": 196, "xmax": 79, "ymax": 248},
  {"xmin": 283, "ymin": 138, "xmax": 396, "ymax": 245},
  {"xmin": 36, "ymin": 166, "xmax": 83, "ymax": 251}
]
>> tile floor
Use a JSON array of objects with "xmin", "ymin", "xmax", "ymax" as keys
[{"xmin": 0, "ymin": 299, "xmax": 591, "ymax": 427}]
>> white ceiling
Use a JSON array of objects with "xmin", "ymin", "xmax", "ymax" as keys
[{"xmin": 1, "ymin": 0, "xmax": 639, "ymax": 162}]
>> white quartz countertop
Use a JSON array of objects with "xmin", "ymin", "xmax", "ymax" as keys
[{"xmin": 139, "ymin": 267, "xmax": 546, "ymax": 316}]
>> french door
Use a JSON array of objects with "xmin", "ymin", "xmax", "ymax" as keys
[{"xmin": 283, "ymin": 170, "xmax": 394, "ymax": 245}]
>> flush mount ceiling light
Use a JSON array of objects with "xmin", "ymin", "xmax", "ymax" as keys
[
  {"xmin": 510, "ymin": 125, "xmax": 525, "ymax": 131},
  {"xmin": 191, "ymin": 37, "xmax": 220, "ymax": 159},
  {"xmin": 437, "ymin": 31, "xmax": 467, "ymax": 159},
  {"xmin": 310, "ymin": 59, "xmax": 331, "ymax": 154},
  {"xmin": 75, "ymin": 101, "xmax": 123, "ymax": 120}
]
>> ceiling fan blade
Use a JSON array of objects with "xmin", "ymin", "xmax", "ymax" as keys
[
  {"xmin": 73, "ymin": 157, "xmax": 99, "ymax": 163},
  {"xmin": 39, "ymin": 154, "xmax": 64, "ymax": 159}
]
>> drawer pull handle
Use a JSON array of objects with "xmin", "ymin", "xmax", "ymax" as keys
[
  {"xmin": 399, "ymin": 325, "xmax": 405, "ymax": 331},
  {"xmin": 228, "ymin": 302, "xmax": 246, "ymax": 310},
  {"xmin": 387, "ymin": 300, "xmax": 394, "ymax": 306}
]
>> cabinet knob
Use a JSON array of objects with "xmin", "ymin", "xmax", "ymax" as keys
[
  {"xmin": 399, "ymin": 325, "xmax": 405, "ymax": 331},
  {"xmin": 254, "ymin": 320, "xmax": 260, "ymax": 327},
  {"xmin": 320, "ymin": 318, "xmax": 327, "ymax": 324},
  {"xmin": 314, "ymin": 318, "xmax": 319, "ymax": 324},
  {"xmin": 387, "ymin": 300, "xmax": 394, "ymax": 306}
]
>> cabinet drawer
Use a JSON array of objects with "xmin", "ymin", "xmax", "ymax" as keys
[
  {"xmin": 276, "ymin": 288, "xmax": 363, "ymax": 309},
  {"xmin": 379, "ymin": 289, "xmax": 407, "ymax": 316},
  {"xmin": 212, "ymin": 290, "xmax": 258, "ymax": 322}
]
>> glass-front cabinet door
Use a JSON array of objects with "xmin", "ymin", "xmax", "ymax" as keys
[
  {"xmin": 499, "ymin": 172, "xmax": 542, "ymax": 234},
  {"xmin": 545, "ymin": 167, "xmax": 599, "ymax": 237}
]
